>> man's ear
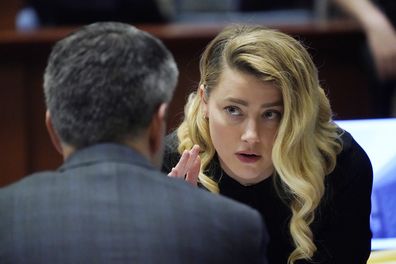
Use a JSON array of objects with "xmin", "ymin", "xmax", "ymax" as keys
[
  {"xmin": 199, "ymin": 85, "xmax": 208, "ymax": 119},
  {"xmin": 45, "ymin": 111, "xmax": 63, "ymax": 155},
  {"xmin": 148, "ymin": 103, "xmax": 168, "ymax": 157}
]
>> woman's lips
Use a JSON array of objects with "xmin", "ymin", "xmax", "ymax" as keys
[{"xmin": 235, "ymin": 153, "xmax": 261, "ymax": 163}]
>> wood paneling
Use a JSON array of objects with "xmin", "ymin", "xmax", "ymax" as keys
[{"xmin": 0, "ymin": 1, "xmax": 25, "ymax": 30}]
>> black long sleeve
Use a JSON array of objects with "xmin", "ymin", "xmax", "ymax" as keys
[{"xmin": 162, "ymin": 131, "xmax": 373, "ymax": 263}]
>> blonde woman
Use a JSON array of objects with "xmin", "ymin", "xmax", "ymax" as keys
[{"xmin": 162, "ymin": 25, "xmax": 373, "ymax": 263}]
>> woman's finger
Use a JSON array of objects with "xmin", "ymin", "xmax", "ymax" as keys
[
  {"xmin": 186, "ymin": 155, "xmax": 200, "ymax": 186},
  {"xmin": 168, "ymin": 150, "xmax": 190, "ymax": 178}
]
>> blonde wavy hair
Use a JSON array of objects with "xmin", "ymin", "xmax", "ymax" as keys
[{"xmin": 176, "ymin": 24, "xmax": 342, "ymax": 263}]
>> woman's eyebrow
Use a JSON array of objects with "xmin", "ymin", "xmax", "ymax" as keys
[
  {"xmin": 261, "ymin": 100, "xmax": 283, "ymax": 108},
  {"xmin": 225, "ymin": 97, "xmax": 283, "ymax": 108},
  {"xmin": 225, "ymin": 97, "xmax": 248, "ymax": 106}
]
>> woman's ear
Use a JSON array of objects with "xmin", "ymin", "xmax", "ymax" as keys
[
  {"xmin": 45, "ymin": 111, "xmax": 63, "ymax": 155},
  {"xmin": 199, "ymin": 85, "xmax": 208, "ymax": 119}
]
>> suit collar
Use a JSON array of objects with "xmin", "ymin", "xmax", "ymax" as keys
[{"xmin": 59, "ymin": 143, "xmax": 154, "ymax": 172}]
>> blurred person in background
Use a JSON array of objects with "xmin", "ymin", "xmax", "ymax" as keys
[{"xmin": 333, "ymin": 0, "xmax": 396, "ymax": 117}]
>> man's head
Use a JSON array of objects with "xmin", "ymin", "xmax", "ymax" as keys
[{"xmin": 44, "ymin": 22, "xmax": 178, "ymax": 165}]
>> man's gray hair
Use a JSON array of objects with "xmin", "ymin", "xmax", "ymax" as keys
[{"xmin": 44, "ymin": 22, "xmax": 178, "ymax": 148}]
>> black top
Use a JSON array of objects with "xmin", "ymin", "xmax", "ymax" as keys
[{"xmin": 162, "ymin": 130, "xmax": 373, "ymax": 263}]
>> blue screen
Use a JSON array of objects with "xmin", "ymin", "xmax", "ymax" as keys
[{"xmin": 336, "ymin": 118, "xmax": 396, "ymax": 250}]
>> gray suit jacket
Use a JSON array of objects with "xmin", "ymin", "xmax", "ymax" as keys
[{"xmin": 0, "ymin": 143, "xmax": 268, "ymax": 264}]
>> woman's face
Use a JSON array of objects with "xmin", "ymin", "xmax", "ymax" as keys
[{"xmin": 202, "ymin": 66, "xmax": 283, "ymax": 185}]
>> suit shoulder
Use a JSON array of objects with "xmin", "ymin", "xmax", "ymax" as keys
[{"xmin": 1, "ymin": 171, "xmax": 55, "ymax": 192}]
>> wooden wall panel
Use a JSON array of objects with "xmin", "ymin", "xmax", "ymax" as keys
[
  {"xmin": 0, "ymin": 1, "xmax": 25, "ymax": 30},
  {"xmin": 0, "ymin": 62, "xmax": 28, "ymax": 186}
]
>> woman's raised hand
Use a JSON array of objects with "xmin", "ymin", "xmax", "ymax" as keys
[{"xmin": 168, "ymin": 145, "xmax": 200, "ymax": 186}]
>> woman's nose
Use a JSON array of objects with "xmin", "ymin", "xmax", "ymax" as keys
[{"xmin": 241, "ymin": 119, "xmax": 260, "ymax": 143}]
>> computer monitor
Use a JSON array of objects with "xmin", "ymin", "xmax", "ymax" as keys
[{"xmin": 336, "ymin": 118, "xmax": 396, "ymax": 251}]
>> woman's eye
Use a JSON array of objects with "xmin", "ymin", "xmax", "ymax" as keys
[
  {"xmin": 224, "ymin": 106, "xmax": 242, "ymax": 116},
  {"xmin": 263, "ymin": 110, "xmax": 281, "ymax": 120}
]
